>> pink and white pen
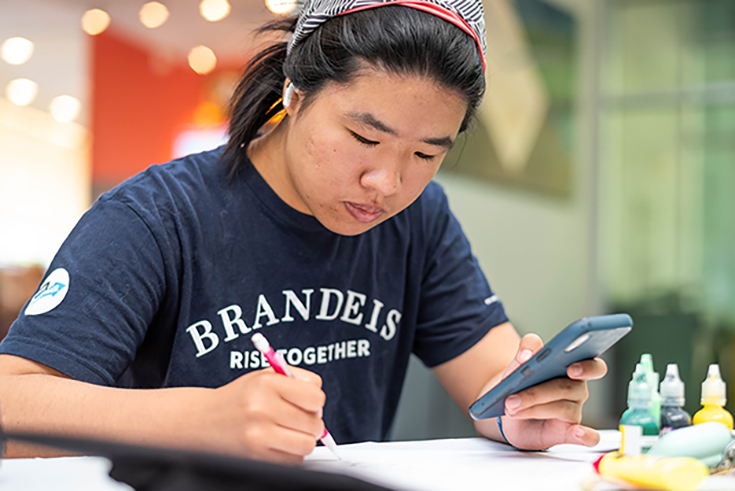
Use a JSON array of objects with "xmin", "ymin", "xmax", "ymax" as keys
[{"xmin": 251, "ymin": 333, "xmax": 341, "ymax": 460}]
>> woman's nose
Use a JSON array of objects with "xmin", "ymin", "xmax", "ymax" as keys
[{"xmin": 360, "ymin": 164, "xmax": 402, "ymax": 197}]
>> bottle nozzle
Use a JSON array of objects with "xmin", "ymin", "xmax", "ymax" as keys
[
  {"xmin": 640, "ymin": 354, "xmax": 654, "ymax": 373},
  {"xmin": 627, "ymin": 363, "xmax": 653, "ymax": 408},
  {"xmin": 660, "ymin": 363, "xmax": 685, "ymax": 406},
  {"xmin": 701, "ymin": 363, "xmax": 727, "ymax": 406}
]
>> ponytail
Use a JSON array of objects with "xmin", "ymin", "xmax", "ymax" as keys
[{"xmin": 223, "ymin": 17, "xmax": 297, "ymax": 179}]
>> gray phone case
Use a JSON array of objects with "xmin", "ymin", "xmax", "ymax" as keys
[{"xmin": 469, "ymin": 313, "xmax": 633, "ymax": 420}]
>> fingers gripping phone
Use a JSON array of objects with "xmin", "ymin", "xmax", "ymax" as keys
[{"xmin": 469, "ymin": 313, "xmax": 633, "ymax": 420}]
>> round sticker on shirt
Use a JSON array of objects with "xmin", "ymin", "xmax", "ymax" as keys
[{"xmin": 25, "ymin": 268, "xmax": 70, "ymax": 316}]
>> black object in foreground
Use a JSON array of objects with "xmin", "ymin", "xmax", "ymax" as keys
[{"xmin": 0, "ymin": 430, "xmax": 392, "ymax": 491}]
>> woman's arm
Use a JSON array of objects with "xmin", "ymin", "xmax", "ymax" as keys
[
  {"xmin": 431, "ymin": 322, "xmax": 518, "ymax": 443},
  {"xmin": 0, "ymin": 354, "xmax": 326, "ymax": 463},
  {"xmin": 432, "ymin": 322, "xmax": 607, "ymax": 450}
]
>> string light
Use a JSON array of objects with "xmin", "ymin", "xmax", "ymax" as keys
[
  {"xmin": 139, "ymin": 2, "xmax": 169, "ymax": 29},
  {"xmin": 188, "ymin": 46, "xmax": 217, "ymax": 75},
  {"xmin": 49, "ymin": 95, "xmax": 81, "ymax": 123},
  {"xmin": 265, "ymin": 0, "xmax": 297, "ymax": 15},
  {"xmin": 200, "ymin": 0, "xmax": 231, "ymax": 22},
  {"xmin": 6, "ymin": 78, "xmax": 38, "ymax": 106},
  {"xmin": 81, "ymin": 9, "xmax": 111, "ymax": 36},
  {"xmin": 1, "ymin": 37, "xmax": 34, "ymax": 65}
]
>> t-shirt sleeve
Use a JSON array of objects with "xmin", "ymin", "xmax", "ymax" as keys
[
  {"xmin": 412, "ymin": 184, "xmax": 508, "ymax": 368},
  {"xmin": 0, "ymin": 199, "xmax": 168, "ymax": 385}
]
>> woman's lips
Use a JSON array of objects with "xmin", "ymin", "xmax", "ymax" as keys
[{"xmin": 345, "ymin": 202, "xmax": 383, "ymax": 223}]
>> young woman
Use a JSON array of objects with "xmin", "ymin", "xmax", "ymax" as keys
[{"xmin": 0, "ymin": 0, "xmax": 606, "ymax": 463}]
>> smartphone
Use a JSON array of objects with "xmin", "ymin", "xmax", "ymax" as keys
[{"xmin": 468, "ymin": 313, "xmax": 633, "ymax": 420}]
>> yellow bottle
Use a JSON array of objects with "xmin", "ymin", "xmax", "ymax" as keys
[{"xmin": 693, "ymin": 364, "xmax": 733, "ymax": 430}]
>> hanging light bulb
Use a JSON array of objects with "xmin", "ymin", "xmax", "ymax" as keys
[
  {"xmin": 49, "ymin": 95, "xmax": 81, "ymax": 123},
  {"xmin": 139, "ymin": 2, "xmax": 169, "ymax": 29},
  {"xmin": 265, "ymin": 0, "xmax": 297, "ymax": 15},
  {"xmin": 6, "ymin": 78, "xmax": 38, "ymax": 106},
  {"xmin": 1, "ymin": 37, "xmax": 34, "ymax": 65},
  {"xmin": 188, "ymin": 46, "xmax": 217, "ymax": 75},
  {"xmin": 81, "ymin": 8, "xmax": 111, "ymax": 36},
  {"xmin": 200, "ymin": 0, "xmax": 231, "ymax": 22}
]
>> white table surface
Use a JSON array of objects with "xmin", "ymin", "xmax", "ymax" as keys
[
  {"xmin": 0, "ymin": 431, "xmax": 622, "ymax": 491},
  {"xmin": 0, "ymin": 454, "xmax": 133, "ymax": 491}
]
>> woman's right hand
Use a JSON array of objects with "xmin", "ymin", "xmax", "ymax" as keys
[
  {"xmin": 209, "ymin": 366, "xmax": 326, "ymax": 464},
  {"xmin": 0, "ymin": 354, "xmax": 325, "ymax": 462}
]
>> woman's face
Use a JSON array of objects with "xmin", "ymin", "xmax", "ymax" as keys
[{"xmin": 279, "ymin": 67, "xmax": 467, "ymax": 236}]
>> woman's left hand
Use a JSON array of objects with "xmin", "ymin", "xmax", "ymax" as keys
[{"xmin": 483, "ymin": 333, "xmax": 608, "ymax": 450}]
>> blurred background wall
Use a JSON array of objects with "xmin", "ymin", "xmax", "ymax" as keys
[{"xmin": 1, "ymin": 0, "xmax": 734, "ymax": 439}]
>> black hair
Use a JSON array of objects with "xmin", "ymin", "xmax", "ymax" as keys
[{"xmin": 224, "ymin": 6, "xmax": 485, "ymax": 177}]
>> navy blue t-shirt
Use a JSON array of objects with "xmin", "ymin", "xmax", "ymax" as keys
[{"xmin": 0, "ymin": 146, "xmax": 507, "ymax": 444}]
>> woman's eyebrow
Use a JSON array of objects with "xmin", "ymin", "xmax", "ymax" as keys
[
  {"xmin": 422, "ymin": 135, "xmax": 455, "ymax": 150},
  {"xmin": 347, "ymin": 111, "xmax": 397, "ymax": 135},
  {"xmin": 346, "ymin": 111, "xmax": 455, "ymax": 150}
]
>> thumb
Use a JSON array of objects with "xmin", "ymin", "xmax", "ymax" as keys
[
  {"xmin": 289, "ymin": 366, "xmax": 323, "ymax": 388},
  {"xmin": 501, "ymin": 333, "xmax": 544, "ymax": 379}
]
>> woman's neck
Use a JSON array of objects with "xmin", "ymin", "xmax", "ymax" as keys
[{"xmin": 247, "ymin": 118, "xmax": 311, "ymax": 215}]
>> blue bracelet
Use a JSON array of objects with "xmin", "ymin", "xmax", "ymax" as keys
[
  {"xmin": 496, "ymin": 415, "xmax": 546, "ymax": 452},
  {"xmin": 496, "ymin": 415, "xmax": 510, "ymax": 444}
]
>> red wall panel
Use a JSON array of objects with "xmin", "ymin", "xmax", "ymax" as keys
[{"xmin": 90, "ymin": 29, "xmax": 242, "ymax": 194}]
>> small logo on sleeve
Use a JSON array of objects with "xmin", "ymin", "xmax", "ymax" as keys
[{"xmin": 25, "ymin": 268, "xmax": 70, "ymax": 316}]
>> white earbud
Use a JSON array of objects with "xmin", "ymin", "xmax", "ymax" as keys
[{"xmin": 283, "ymin": 82, "xmax": 298, "ymax": 108}]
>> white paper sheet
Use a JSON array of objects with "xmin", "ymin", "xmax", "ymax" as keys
[{"xmin": 304, "ymin": 431, "xmax": 622, "ymax": 491}]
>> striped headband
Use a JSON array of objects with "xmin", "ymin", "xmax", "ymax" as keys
[{"xmin": 287, "ymin": 0, "xmax": 487, "ymax": 71}]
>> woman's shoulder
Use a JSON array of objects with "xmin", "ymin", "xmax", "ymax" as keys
[
  {"xmin": 102, "ymin": 147, "xmax": 226, "ymax": 203},
  {"xmin": 84, "ymin": 147, "xmax": 236, "ymax": 241}
]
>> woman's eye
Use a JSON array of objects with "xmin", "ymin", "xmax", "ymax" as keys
[
  {"xmin": 351, "ymin": 131, "xmax": 379, "ymax": 146},
  {"xmin": 415, "ymin": 152, "xmax": 437, "ymax": 161}
]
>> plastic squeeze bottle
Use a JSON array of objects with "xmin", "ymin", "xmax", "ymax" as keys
[
  {"xmin": 640, "ymin": 354, "xmax": 661, "ymax": 425},
  {"xmin": 649, "ymin": 422, "xmax": 732, "ymax": 468},
  {"xmin": 659, "ymin": 363, "xmax": 691, "ymax": 436},
  {"xmin": 693, "ymin": 364, "xmax": 733, "ymax": 430},
  {"xmin": 620, "ymin": 362, "xmax": 640, "ymax": 423},
  {"xmin": 594, "ymin": 452, "xmax": 709, "ymax": 491},
  {"xmin": 620, "ymin": 364, "xmax": 660, "ymax": 436}
]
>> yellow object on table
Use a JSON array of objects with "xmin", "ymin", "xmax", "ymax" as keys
[{"xmin": 594, "ymin": 452, "xmax": 710, "ymax": 491}]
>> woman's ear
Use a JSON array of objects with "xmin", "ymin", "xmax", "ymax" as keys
[{"xmin": 282, "ymin": 79, "xmax": 300, "ymax": 114}]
